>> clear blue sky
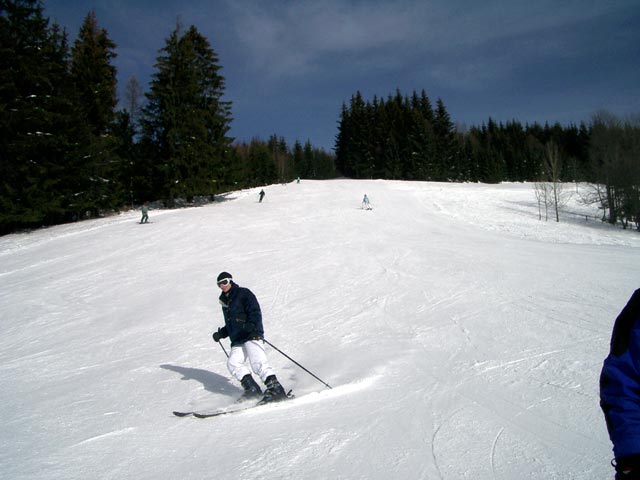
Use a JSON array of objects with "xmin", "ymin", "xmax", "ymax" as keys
[{"xmin": 44, "ymin": 0, "xmax": 640, "ymax": 151}]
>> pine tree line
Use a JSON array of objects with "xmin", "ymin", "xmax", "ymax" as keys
[
  {"xmin": 0, "ymin": 1, "xmax": 334, "ymax": 234},
  {"xmin": 335, "ymin": 89, "xmax": 592, "ymax": 183},
  {"xmin": 227, "ymin": 135, "xmax": 336, "ymax": 189}
]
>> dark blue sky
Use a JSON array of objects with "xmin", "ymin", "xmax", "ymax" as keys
[{"xmin": 44, "ymin": 0, "xmax": 640, "ymax": 151}]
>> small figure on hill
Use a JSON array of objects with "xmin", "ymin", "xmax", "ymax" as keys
[
  {"xmin": 601, "ymin": 288, "xmax": 640, "ymax": 479},
  {"xmin": 259, "ymin": 189, "xmax": 265, "ymax": 203},
  {"xmin": 212, "ymin": 272, "xmax": 288, "ymax": 403},
  {"xmin": 140, "ymin": 201, "xmax": 149, "ymax": 224},
  {"xmin": 362, "ymin": 194, "xmax": 371, "ymax": 210}
]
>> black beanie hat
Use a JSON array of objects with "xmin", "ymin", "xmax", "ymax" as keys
[{"xmin": 217, "ymin": 271, "xmax": 232, "ymax": 282}]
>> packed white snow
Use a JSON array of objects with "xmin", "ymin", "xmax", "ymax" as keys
[{"xmin": 1, "ymin": 180, "xmax": 639, "ymax": 480}]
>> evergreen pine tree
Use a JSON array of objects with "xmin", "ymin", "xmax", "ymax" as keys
[
  {"xmin": 268, "ymin": 134, "xmax": 290, "ymax": 181},
  {"xmin": 407, "ymin": 107, "xmax": 434, "ymax": 180},
  {"xmin": 433, "ymin": 98, "xmax": 458, "ymax": 181},
  {"xmin": 141, "ymin": 22, "xmax": 233, "ymax": 205},
  {"xmin": 71, "ymin": 10, "xmax": 116, "ymax": 135},
  {"xmin": 350, "ymin": 91, "xmax": 373, "ymax": 178},
  {"xmin": 70, "ymin": 9, "xmax": 121, "ymax": 213},
  {"xmin": 334, "ymin": 102, "xmax": 351, "ymax": 177},
  {"xmin": 293, "ymin": 140, "xmax": 305, "ymax": 178}
]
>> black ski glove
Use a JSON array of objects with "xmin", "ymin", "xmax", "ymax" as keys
[
  {"xmin": 615, "ymin": 454, "xmax": 640, "ymax": 476},
  {"xmin": 212, "ymin": 327, "xmax": 228, "ymax": 342}
]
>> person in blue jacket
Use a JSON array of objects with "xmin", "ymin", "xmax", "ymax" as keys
[
  {"xmin": 601, "ymin": 289, "xmax": 640, "ymax": 479},
  {"xmin": 212, "ymin": 272, "xmax": 287, "ymax": 402}
]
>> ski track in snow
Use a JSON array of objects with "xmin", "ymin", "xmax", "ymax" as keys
[
  {"xmin": 71, "ymin": 427, "xmax": 137, "ymax": 447},
  {"xmin": 1, "ymin": 180, "xmax": 638, "ymax": 480},
  {"xmin": 490, "ymin": 426, "xmax": 505, "ymax": 480}
]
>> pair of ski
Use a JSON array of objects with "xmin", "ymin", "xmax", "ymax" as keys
[{"xmin": 174, "ymin": 391, "xmax": 294, "ymax": 419}]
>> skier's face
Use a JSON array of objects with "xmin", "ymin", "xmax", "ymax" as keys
[{"xmin": 217, "ymin": 278, "xmax": 232, "ymax": 293}]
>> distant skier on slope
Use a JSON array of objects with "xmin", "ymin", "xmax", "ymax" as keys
[
  {"xmin": 601, "ymin": 288, "xmax": 640, "ymax": 479},
  {"xmin": 140, "ymin": 201, "xmax": 149, "ymax": 224},
  {"xmin": 212, "ymin": 272, "xmax": 288, "ymax": 403},
  {"xmin": 362, "ymin": 194, "xmax": 371, "ymax": 210},
  {"xmin": 258, "ymin": 189, "xmax": 265, "ymax": 203}
]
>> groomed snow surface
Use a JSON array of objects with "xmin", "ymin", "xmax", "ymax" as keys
[{"xmin": 1, "ymin": 180, "xmax": 639, "ymax": 480}]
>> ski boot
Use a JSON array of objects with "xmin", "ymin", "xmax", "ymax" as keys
[
  {"xmin": 239, "ymin": 374, "xmax": 262, "ymax": 401},
  {"xmin": 261, "ymin": 375, "xmax": 288, "ymax": 403}
]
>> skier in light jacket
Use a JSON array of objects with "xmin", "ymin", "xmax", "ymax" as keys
[
  {"xmin": 212, "ymin": 272, "xmax": 287, "ymax": 402},
  {"xmin": 140, "ymin": 201, "xmax": 149, "ymax": 223},
  {"xmin": 601, "ymin": 288, "xmax": 640, "ymax": 479}
]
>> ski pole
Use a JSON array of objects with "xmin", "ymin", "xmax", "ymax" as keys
[
  {"xmin": 263, "ymin": 338, "xmax": 332, "ymax": 390},
  {"xmin": 218, "ymin": 341, "xmax": 229, "ymax": 358}
]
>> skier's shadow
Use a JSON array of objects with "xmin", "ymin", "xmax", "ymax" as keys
[{"xmin": 160, "ymin": 364, "xmax": 242, "ymax": 398}]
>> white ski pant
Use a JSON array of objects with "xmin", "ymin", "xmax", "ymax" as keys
[{"xmin": 227, "ymin": 340, "xmax": 275, "ymax": 383}]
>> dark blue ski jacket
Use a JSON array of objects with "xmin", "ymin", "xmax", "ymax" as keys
[
  {"xmin": 217, "ymin": 282, "xmax": 265, "ymax": 347},
  {"xmin": 601, "ymin": 289, "xmax": 640, "ymax": 459}
]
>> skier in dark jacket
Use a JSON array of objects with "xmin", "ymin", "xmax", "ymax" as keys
[
  {"xmin": 601, "ymin": 288, "xmax": 640, "ymax": 479},
  {"xmin": 212, "ymin": 272, "xmax": 287, "ymax": 402}
]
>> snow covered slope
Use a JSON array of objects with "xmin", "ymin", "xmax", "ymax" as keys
[{"xmin": 1, "ymin": 180, "xmax": 638, "ymax": 479}]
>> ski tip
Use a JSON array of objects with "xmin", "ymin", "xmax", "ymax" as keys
[{"xmin": 173, "ymin": 411, "xmax": 192, "ymax": 417}]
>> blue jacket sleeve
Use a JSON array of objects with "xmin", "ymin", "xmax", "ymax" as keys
[{"xmin": 600, "ymin": 289, "xmax": 640, "ymax": 458}]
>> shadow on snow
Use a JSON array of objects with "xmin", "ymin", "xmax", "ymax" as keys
[{"xmin": 160, "ymin": 364, "xmax": 242, "ymax": 399}]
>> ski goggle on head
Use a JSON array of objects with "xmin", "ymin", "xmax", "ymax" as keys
[{"xmin": 217, "ymin": 278, "xmax": 232, "ymax": 287}]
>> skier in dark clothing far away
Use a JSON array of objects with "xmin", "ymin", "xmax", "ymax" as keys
[
  {"xmin": 258, "ymin": 189, "xmax": 265, "ymax": 203},
  {"xmin": 140, "ymin": 201, "xmax": 149, "ymax": 223},
  {"xmin": 601, "ymin": 288, "xmax": 640, "ymax": 479},
  {"xmin": 212, "ymin": 272, "xmax": 288, "ymax": 403}
]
